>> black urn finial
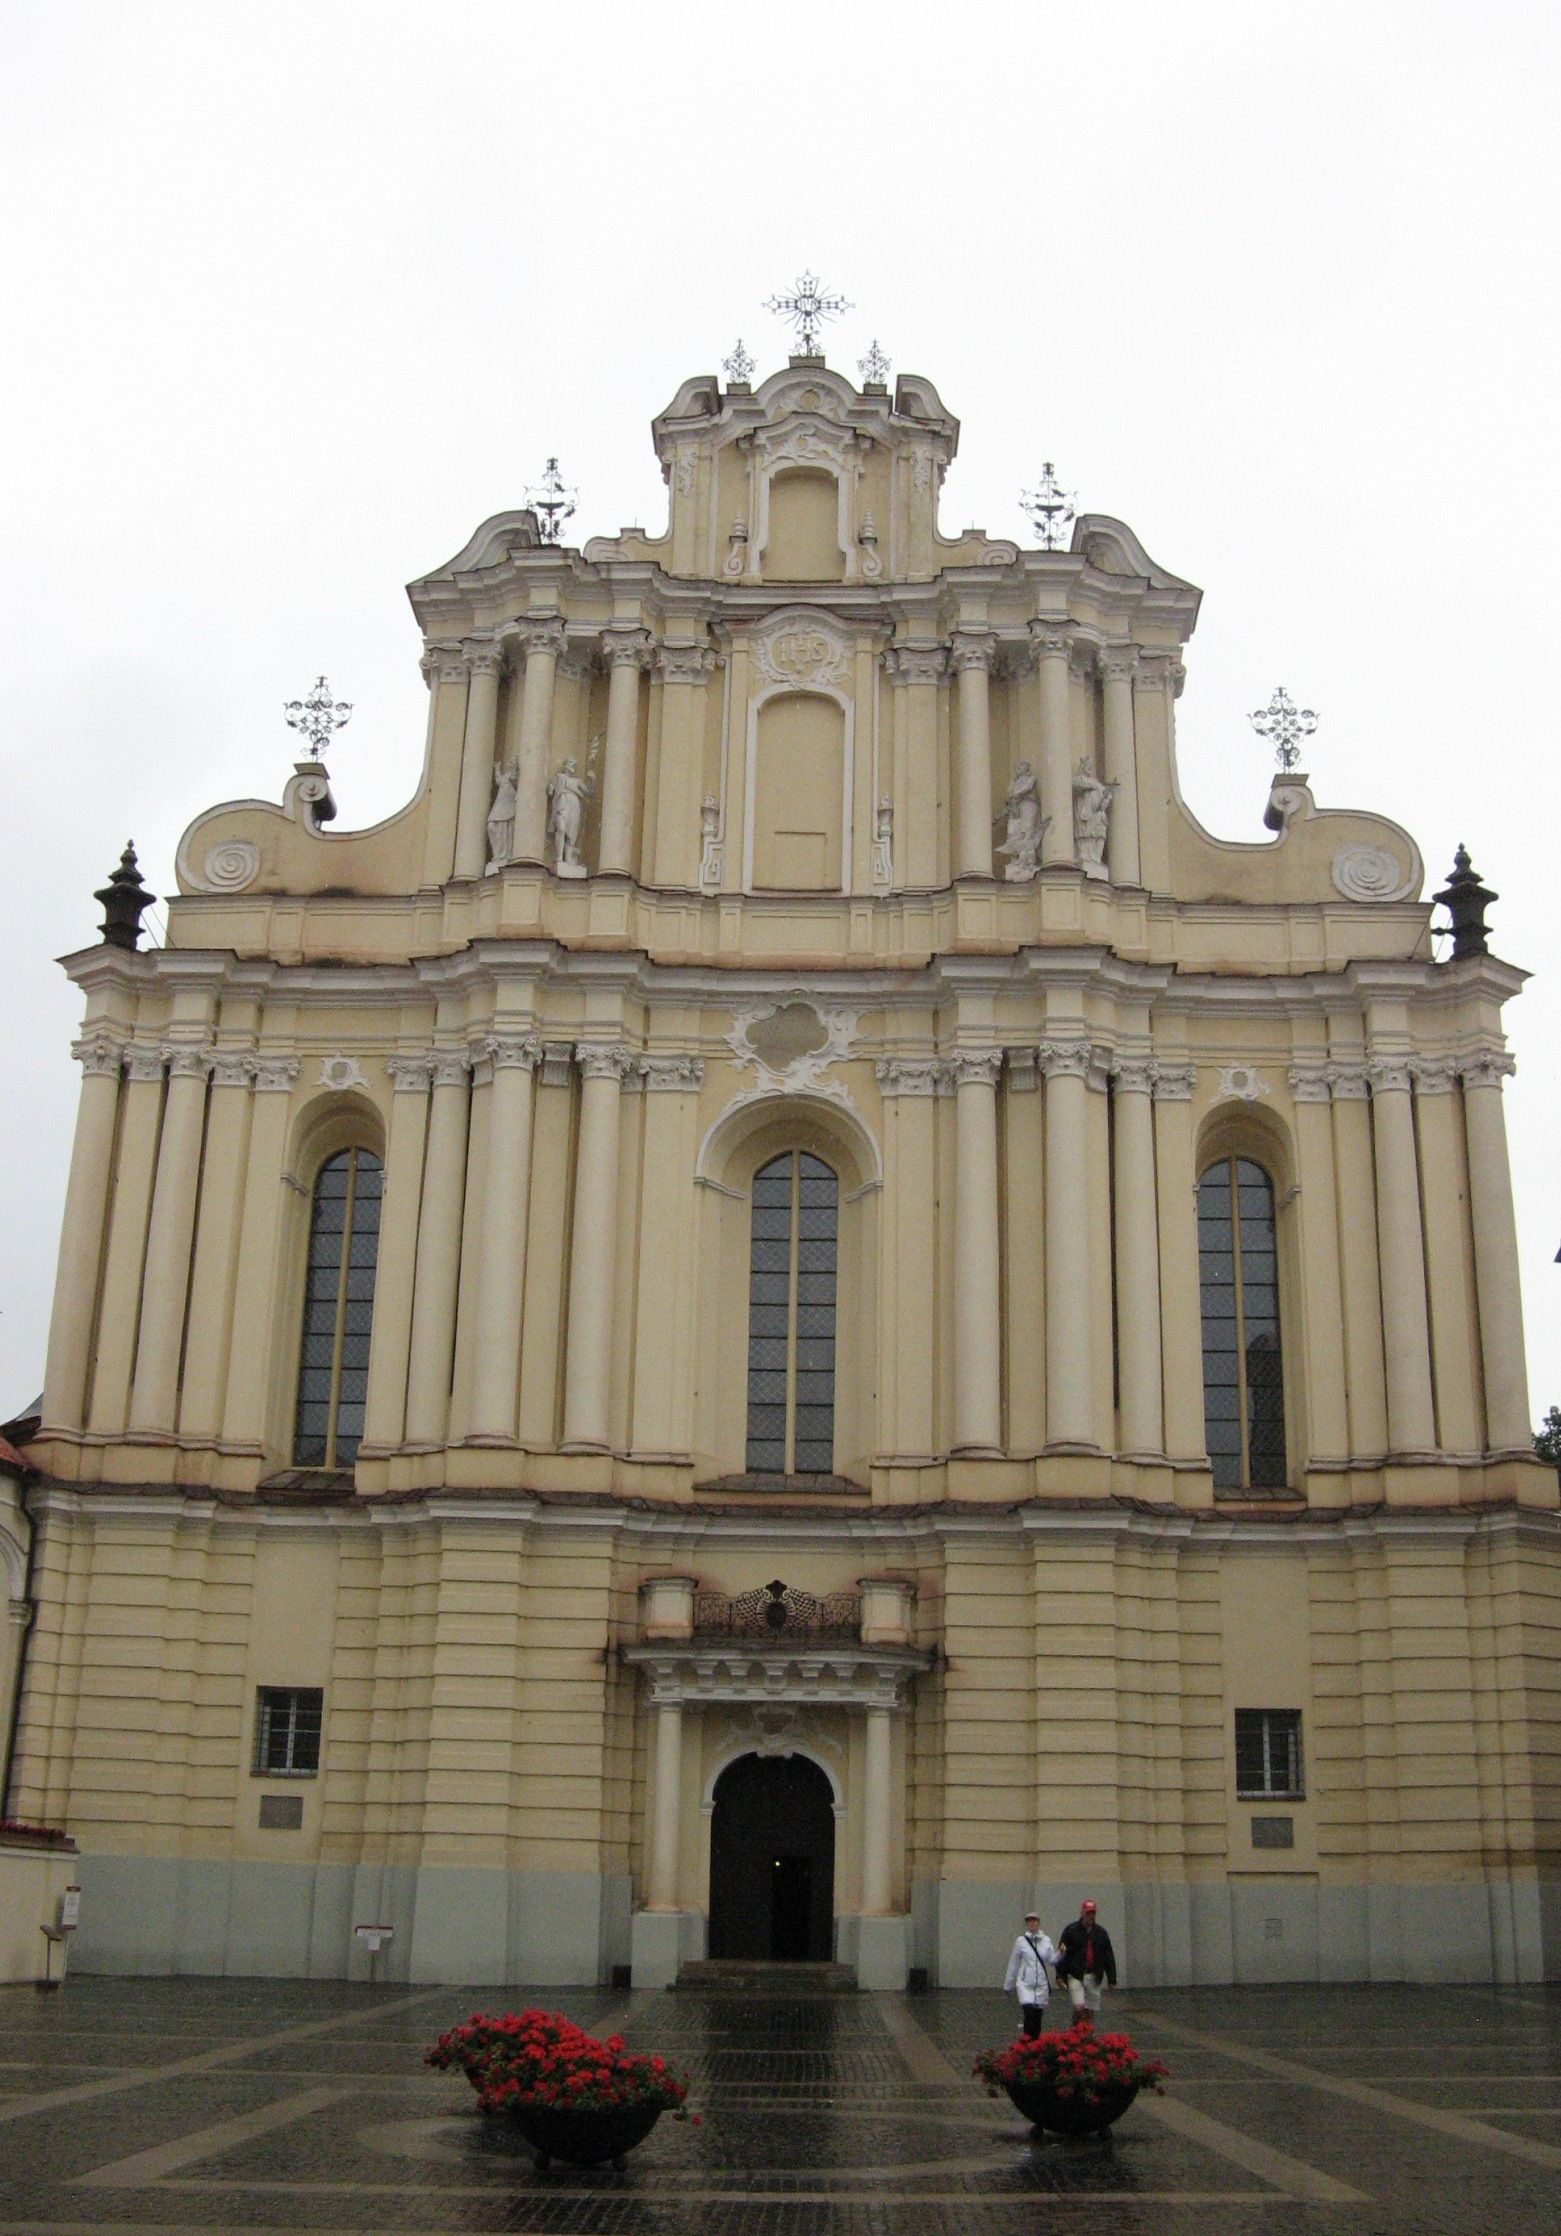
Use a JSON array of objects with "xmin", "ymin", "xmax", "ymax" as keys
[
  {"xmin": 1432, "ymin": 843, "xmax": 1497, "ymax": 961},
  {"xmin": 94, "ymin": 842, "xmax": 155, "ymax": 951}
]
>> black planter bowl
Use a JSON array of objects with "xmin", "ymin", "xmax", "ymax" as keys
[
  {"xmin": 1005, "ymin": 2076, "xmax": 1139, "ymax": 2138},
  {"xmin": 507, "ymin": 2100, "xmax": 665, "ymax": 2170}
]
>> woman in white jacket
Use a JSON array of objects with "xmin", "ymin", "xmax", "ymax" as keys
[{"xmin": 1002, "ymin": 1910, "xmax": 1057, "ymax": 2038}]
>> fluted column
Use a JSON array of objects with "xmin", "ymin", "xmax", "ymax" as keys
[
  {"xmin": 41, "ymin": 1034, "xmax": 124, "ymax": 1434},
  {"xmin": 562, "ymin": 1044, "xmax": 634, "ymax": 1450},
  {"xmin": 1101, "ymin": 649, "xmax": 1141, "ymax": 886},
  {"xmin": 1287, "ymin": 1066, "xmax": 1350, "ymax": 1469},
  {"xmin": 950, "ymin": 632, "xmax": 995, "ymax": 879},
  {"xmin": 126, "ymin": 1042, "xmax": 214, "ymax": 1435},
  {"xmin": 510, "ymin": 618, "xmax": 565, "ymax": 864},
  {"xmin": 1368, "ymin": 1055, "xmax": 1436, "ymax": 1456},
  {"xmin": 646, "ymin": 1699, "xmax": 684, "ymax": 1910},
  {"xmin": 177, "ymin": 1052, "xmax": 256, "ymax": 1446},
  {"xmin": 1031, "ymin": 626, "xmax": 1075, "ymax": 867},
  {"xmin": 861, "ymin": 1705, "xmax": 894, "ymax": 1916},
  {"xmin": 403, "ymin": 1051, "xmax": 472, "ymax": 1448},
  {"xmin": 453, "ymin": 640, "xmax": 504, "ymax": 880},
  {"xmin": 360, "ymin": 1055, "xmax": 432, "ymax": 1454},
  {"xmin": 87, "ymin": 1044, "xmax": 167, "ymax": 1436},
  {"xmin": 467, "ymin": 1035, "xmax": 541, "ymax": 1443},
  {"xmin": 598, "ymin": 628, "xmax": 650, "ymax": 876},
  {"xmin": 1111, "ymin": 1059, "xmax": 1163, "ymax": 1458},
  {"xmin": 1461, "ymin": 1049, "xmax": 1531, "ymax": 1453},
  {"xmin": 1413, "ymin": 1057, "xmax": 1481, "ymax": 1456},
  {"xmin": 951, "ymin": 1049, "xmax": 1003, "ymax": 1454},
  {"xmin": 1151, "ymin": 1065, "xmax": 1205, "ymax": 1469},
  {"xmin": 1039, "ymin": 1041, "xmax": 1095, "ymax": 1448},
  {"xmin": 219, "ymin": 1056, "xmax": 300, "ymax": 1452}
]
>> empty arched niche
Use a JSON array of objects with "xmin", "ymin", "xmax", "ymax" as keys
[
  {"xmin": 763, "ymin": 467, "xmax": 845, "ymax": 582},
  {"xmin": 749, "ymin": 692, "xmax": 847, "ymax": 892}
]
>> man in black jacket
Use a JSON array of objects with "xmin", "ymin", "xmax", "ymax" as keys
[{"xmin": 1054, "ymin": 1899, "xmax": 1117, "ymax": 2026}]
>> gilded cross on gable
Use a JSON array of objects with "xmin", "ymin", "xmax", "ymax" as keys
[{"xmin": 764, "ymin": 271, "xmax": 852, "ymax": 357}]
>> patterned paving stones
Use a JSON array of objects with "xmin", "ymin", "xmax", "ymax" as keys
[{"xmin": 0, "ymin": 1977, "xmax": 1556, "ymax": 2234}]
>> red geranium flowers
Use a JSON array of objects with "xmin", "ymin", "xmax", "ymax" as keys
[
  {"xmin": 425, "ymin": 2009, "xmax": 695, "ymax": 2121},
  {"xmin": 973, "ymin": 2022, "xmax": 1169, "ymax": 2107}
]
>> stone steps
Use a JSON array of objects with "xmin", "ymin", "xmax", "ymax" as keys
[{"xmin": 675, "ymin": 1959, "xmax": 858, "ymax": 1995}]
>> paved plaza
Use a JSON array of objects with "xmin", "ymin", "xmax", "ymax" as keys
[{"xmin": 1, "ymin": 1977, "xmax": 1558, "ymax": 2234}]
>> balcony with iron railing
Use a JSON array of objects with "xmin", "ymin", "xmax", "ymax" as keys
[{"xmin": 691, "ymin": 1579, "xmax": 862, "ymax": 1643}]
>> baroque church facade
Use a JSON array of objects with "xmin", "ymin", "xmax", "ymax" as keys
[{"xmin": 4, "ymin": 352, "xmax": 1556, "ymax": 1989}]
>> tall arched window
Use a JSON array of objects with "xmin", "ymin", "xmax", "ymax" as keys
[
  {"xmin": 1197, "ymin": 1156, "xmax": 1287, "ymax": 1491},
  {"xmin": 746, "ymin": 1151, "xmax": 838, "ymax": 1475},
  {"xmin": 293, "ymin": 1147, "xmax": 382, "ymax": 1468}
]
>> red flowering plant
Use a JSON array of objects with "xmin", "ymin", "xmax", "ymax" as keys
[
  {"xmin": 425, "ymin": 2009, "xmax": 695, "ymax": 2121},
  {"xmin": 973, "ymin": 2022, "xmax": 1169, "ymax": 2107},
  {"xmin": 0, "ymin": 1818, "xmax": 75, "ymax": 1851}
]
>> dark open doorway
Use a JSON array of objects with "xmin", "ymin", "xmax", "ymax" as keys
[{"xmin": 707, "ymin": 1751, "xmax": 835, "ymax": 1961}]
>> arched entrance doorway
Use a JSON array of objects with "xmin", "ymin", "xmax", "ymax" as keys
[{"xmin": 707, "ymin": 1752, "xmax": 835, "ymax": 1961}]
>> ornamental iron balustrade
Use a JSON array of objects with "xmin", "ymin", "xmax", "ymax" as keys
[{"xmin": 692, "ymin": 1578, "xmax": 862, "ymax": 1642}]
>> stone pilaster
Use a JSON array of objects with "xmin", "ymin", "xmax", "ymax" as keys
[
  {"xmin": 1111, "ymin": 1058, "xmax": 1164, "ymax": 1459},
  {"xmin": 467, "ymin": 1035, "xmax": 542, "ymax": 1443},
  {"xmin": 950, "ymin": 1049, "xmax": 1003, "ymax": 1455},
  {"xmin": 41, "ymin": 1035, "xmax": 124, "ymax": 1436},
  {"xmin": 598, "ymin": 628, "xmax": 651, "ymax": 876},
  {"xmin": 453, "ymin": 639, "xmax": 505, "ymax": 881},
  {"xmin": 404, "ymin": 1050, "xmax": 472, "ymax": 1449},
  {"xmin": 1460, "ymin": 1049, "xmax": 1531, "ymax": 1454},
  {"xmin": 562, "ymin": 1044, "xmax": 635, "ymax": 1450},
  {"xmin": 950, "ymin": 632, "xmax": 996, "ymax": 880}
]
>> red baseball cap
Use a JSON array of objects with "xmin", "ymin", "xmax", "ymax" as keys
[{"xmin": 1081, "ymin": 1899, "xmax": 1097, "ymax": 1914}]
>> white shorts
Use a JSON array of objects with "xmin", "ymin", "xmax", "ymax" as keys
[{"xmin": 1067, "ymin": 1972, "xmax": 1104, "ymax": 2014}]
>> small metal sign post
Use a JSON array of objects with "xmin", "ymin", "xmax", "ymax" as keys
[
  {"xmin": 354, "ymin": 1922, "xmax": 393, "ymax": 1984},
  {"xmin": 39, "ymin": 1885, "xmax": 81, "ymax": 1991}
]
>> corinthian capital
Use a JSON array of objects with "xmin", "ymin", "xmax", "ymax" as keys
[
  {"xmin": 506, "ymin": 616, "xmax": 567, "ymax": 663},
  {"xmin": 1151, "ymin": 1063, "xmax": 1197, "ymax": 1102},
  {"xmin": 946, "ymin": 1048, "xmax": 1004, "ymax": 1089},
  {"xmin": 1287, "ymin": 1063, "xmax": 1334, "ymax": 1104},
  {"xmin": 1366, "ymin": 1055, "xmax": 1415, "ymax": 1096},
  {"xmin": 209, "ymin": 1051, "xmax": 254, "ymax": 1089},
  {"xmin": 1036, "ymin": 1039, "xmax": 1092, "ymax": 1082},
  {"xmin": 386, "ymin": 1053, "xmax": 434, "ymax": 1094},
  {"xmin": 161, "ymin": 1042, "xmax": 214, "ymax": 1080},
  {"xmin": 1459, "ymin": 1047, "xmax": 1517, "ymax": 1090},
  {"xmin": 576, "ymin": 1042, "xmax": 637, "ymax": 1082},
  {"xmin": 656, "ymin": 641, "xmax": 718, "ymax": 683},
  {"xmin": 429, "ymin": 1049, "xmax": 473, "ymax": 1090},
  {"xmin": 1326, "ymin": 1060, "xmax": 1370, "ymax": 1101},
  {"xmin": 123, "ymin": 1043, "xmax": 166, "ymax": 1085},
  {"xmin": 884, "ymin": 642, "xmax": 946, "ymax": 686},
  {"xmin": 1028, "ymin": 622, "xmax": 1071, "ymax": 661},
  {"xmin": 640, "ymin": 1053, "xmax": 705, "ymax": 1091},
  {"xmin": 948, "ymin": 630, "xmax": 997, "ymax": 674},
  {"xmin": 1101, "ymin": 645, "xmax": 1140, "ymax": 684},
  {"xmin": 1412, "ymin": 1055, "xmax": 1460, "ymax": 1096},
  {"xmin": 250, "ymin": 1055, "xmax": 301, "ymax": 1094},
  {"xmin": 874, "ymin": 1057, "xmax": 948, "ymax": 1097},
  {"xmin": 484, "ymin": 1033, "xmax": 543, "ymax": 1072},
  {"xmin": 602, "ymin": 626, "xmax": 653, "ymax": 670},
  {"xmin": 464, "ymin": 636, "xmax": 506, "ymax": 679},
  {"xmin": 420, "ymin": 641, "xmax": 469, "ymax": 686},
  {"xmin": 1110, "ymin": 1056, "xmax": 1158, "ymax": 1096},
  {"xmin": 72, "ymin": 1033, "xmax": 124, "ymax": 1078}
]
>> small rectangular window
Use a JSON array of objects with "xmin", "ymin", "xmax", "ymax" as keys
[
  {"xmin": 1234, "ymin": 1708, "xmax": 1303, "ymax": 1799},
  {"xmin": 254, "ymin": 1687, "xmax": 324, "ymax": 1777}
]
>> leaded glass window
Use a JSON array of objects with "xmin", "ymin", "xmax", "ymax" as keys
[
  {"xmin": 745, "ymin": 1151, "xmax": 838, "ymax": 1475},
  {"xmin": 1197, "ymin": 1156, "xmax": 1287, "ymax": 1492},
  {"xmin": 292, "ymin": 1147, "xmax": 382, "ymax": 1468}
]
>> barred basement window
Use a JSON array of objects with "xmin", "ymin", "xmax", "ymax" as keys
[
  {"xmin": 293, "ymin": 1147, "xmax": 382, "ymax": 1468},
  {"xmin": 253, "ymin": 1687, "xmax": 324, "ymax": 1777},
  {"xmin": 1235, "ymin": 1708, "xmax": 1304, "ymax": 1799},
  {"xmin": 1197, "ymin": 1156, "xmax": 1287, "ymax": 1491},
  {"xmin": 745, "ymin": 1151, "xmax": 838, "ymax": 1474}
]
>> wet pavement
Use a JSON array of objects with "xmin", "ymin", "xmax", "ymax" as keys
[{"xmin": 0, "ymin": 1974, "xmax": 1557, "ymax": 2232}]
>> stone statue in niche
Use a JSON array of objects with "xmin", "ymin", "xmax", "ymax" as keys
[
  {"xmin": 996, "ymin": 759, "xmax": 1046, "ymax": 880},
  {"xmin": 872, "ymin": 795, "xmax": 893, "ymax": 887},
  {"xmin": 1072, "ymin": 760, "xmax": 1116, "ymax": 880},
  {"xmin": 486, "ymin": 762, "xmax": 518, "ymax": 871},
  {"xmin": 547, "ymin": 755, "xmax": 593, "ymax": 878}
]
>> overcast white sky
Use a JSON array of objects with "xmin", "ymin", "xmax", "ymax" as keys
[{"xmin": 1, "ymin": 1, "xmax": 1554, "ymax": 1423}]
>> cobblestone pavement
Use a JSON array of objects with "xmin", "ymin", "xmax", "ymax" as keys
[{"xmin": 1, "ymin": 1976, "xmax": 1557, "ymax": 2233}]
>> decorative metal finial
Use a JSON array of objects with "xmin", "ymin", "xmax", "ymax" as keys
[
  {"xmin": 1433, "ymin": 843, "xmax": 1498, "ymax": 960},
  {"xmin": 524, "ymin": 455, "xmax": 577, "ymax": 545},
  {"xmin": 283, "ymin": 675, "xmax": 352, "ymax": 762},
  {"xmin": 1248, "ymin": 685, "xmax": 1318, "ymax": 772},
  {"xmin": 95, "ymin": 841, "xmax": 154, "ymax": 951},
  {"xmin": 764, "ymin": 270, "xmax": 851, "ymax": 357},
  {"xmin": 858, "ymin": 338, "xmax": 891, "ymax": 387},
  {"xmin": 1021, "ymin": 462, "xmax": 1076, "ymax": 551},
  {"xmin": 723, "ymin": 338, "xmax": 755, "ymax": 386}
]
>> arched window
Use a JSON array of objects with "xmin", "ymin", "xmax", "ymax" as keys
[
  {"xmin": 293, "ymin": 1147, "xmax": 382, "ymax": 1468},
  {"xmin": 1197, "ymin": 1156, "xmax": 1286, "ymax": 1491},
  {"xmin": 746, "ymin": 1150, "xmax": 838, "ymax": 1474}
]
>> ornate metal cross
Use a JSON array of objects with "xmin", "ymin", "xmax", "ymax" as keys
[
  {"xmin": 858, "ymin": 338, "xmax": 891, "ymax": 386},
  {"xmin": 524, "ymin": 456, "xmax": 576, "ymax": 545},
  {"xmin": 764, "ymin": 271, "xmax": 851, "ymax": 356},
  {"xmin": 1249, "ymin": 686, "xmax": 1318, "ymax": 771},
  {"xmin": 1021, "ymin": 462, "xmax": 1076, "ymax": 551},
  {"xmin": 723, "ymin": 337, "xmax": 756, "ymax": 385},
  {"xmin": 283, "ymin": 676, "xmax": 352, "ymax": 761}
]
